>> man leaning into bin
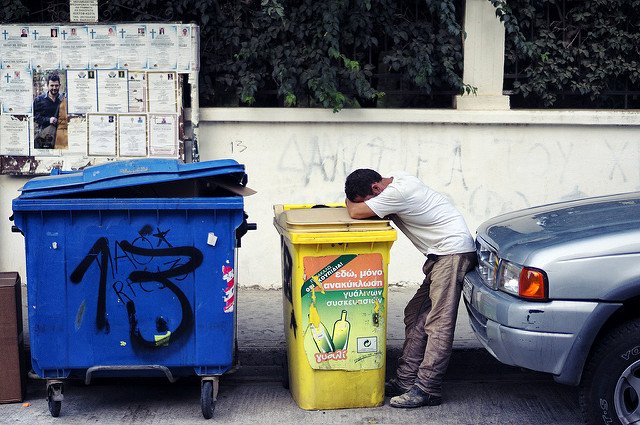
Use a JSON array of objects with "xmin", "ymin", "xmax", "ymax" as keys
[{"xmin": 344, "ymin": 169, "xmax": 477, "ymax": 408}]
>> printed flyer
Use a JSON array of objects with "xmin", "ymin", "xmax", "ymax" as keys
[
  {"xmin": 301, "ymin": 253, "xmax": 386, "ymax": 371},
  {"xmin": 0, "ymin": 25, "xmax": 31, "ymax": 69},
  {"xmin": 30, "ymin": 25, "xmax": 62, "ymax": 70}
]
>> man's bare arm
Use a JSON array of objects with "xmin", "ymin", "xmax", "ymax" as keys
[{"xmin": 345, "ymin": 198, "xmax": 377, "ymax": 219}]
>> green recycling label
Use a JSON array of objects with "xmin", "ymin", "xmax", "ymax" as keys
[{"xmin": 301, "ymin": 253, "xmax": 386, "ymax": 370}]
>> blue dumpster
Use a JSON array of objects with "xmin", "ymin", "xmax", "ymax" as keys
[{"xmin": 11, "ymin": 158, "xmax": 255, "ymax": 419}]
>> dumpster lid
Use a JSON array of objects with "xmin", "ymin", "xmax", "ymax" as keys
[
  {"xmin": 17, "ymin": 159, "xmax": 253, "ymax": 199},
  {"xmin": 275, "ymin": 206, "xmax": 393, "ymax": 232}
]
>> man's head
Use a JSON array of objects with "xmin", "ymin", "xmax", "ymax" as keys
[
  {"xmin": 46, "ymin": 74, "xmax": 61, "ymax": 97},
  {"xmin": 345, "ymin": 169, "xmax": 383, "ymax": 202}
]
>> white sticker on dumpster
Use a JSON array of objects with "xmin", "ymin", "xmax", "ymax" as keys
[
  {"xmin": 357, "ymin": 337, "xmax": 378, "ymax": 353},
  {"xmin": 207, "ymin": 232, "xmax": 218, "ymax": 246},
  {"xmin": 222, "ymin": 265, "xmax": 235, "ymax": 313}
]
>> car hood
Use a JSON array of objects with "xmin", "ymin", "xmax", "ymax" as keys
[{"xmin": 478, "ymin": 192, "xmax": 640, "ymax": 264}]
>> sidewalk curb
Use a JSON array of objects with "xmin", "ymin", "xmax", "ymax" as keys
[{"xmin": 233, "ymin": 345, "xmax": 548, "ymax": 384}]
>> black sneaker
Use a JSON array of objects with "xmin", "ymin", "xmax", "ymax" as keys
[
  {"xmin": 389, "ymin": 386, "xmax": 442, "ymax": 408},
  {"xmin": 384, "ymin": 378, "xmax": 412, "ymax": 397}
]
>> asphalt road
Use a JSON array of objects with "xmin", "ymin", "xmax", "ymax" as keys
[
  {"xmin": 1, "ymin": 287, "xmax": 585, "ymax": 424},
  {"xmin": 1, "ymin": 367, "xmax": 582, "ymax": 424}
]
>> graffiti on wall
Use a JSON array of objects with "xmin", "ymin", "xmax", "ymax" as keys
[
  {"xmin": 69, "ymin": 224, "xmax": 203, "ymax": 349},
  {"xmin": 264, "ymin": 132, "xmax": 640, "ymax": 222}
]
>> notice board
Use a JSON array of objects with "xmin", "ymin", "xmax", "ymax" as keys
[{"xmin": 0, "ymin": 22, "xmax": 200, "ymax": 175}]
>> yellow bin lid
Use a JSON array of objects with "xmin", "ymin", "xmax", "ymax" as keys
[{"xmin": 273, "ymin": 204, "xmax": 396, "ymax": 244}]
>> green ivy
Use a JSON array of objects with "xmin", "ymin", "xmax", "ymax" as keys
[
  {"xmin": 488, "ymin": 0, "xmax": 640, "ymax": 108},
  {"xmin": 208, "ymin": 0, "xmax": 473, "ymax": 110},
  {"xmin": 0, "ymin": 0, "xmax": 27, "ymax": 21},
  {"xmin": 1, "ymin": 0, "xmax": 470, "ymax": 110}
]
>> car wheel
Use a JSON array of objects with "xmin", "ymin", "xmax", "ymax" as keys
[{"xmin": 580, "ymin": 319, "xmax": 640, "ymax": 425}]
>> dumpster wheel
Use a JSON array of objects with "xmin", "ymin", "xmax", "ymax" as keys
[
  {"xmin": 200, "ymin": 377, "xmax": 218, "ymax": 419},
  {"xmin": 46, "ymin": 380, "xmax": 64, "ymax": 417}
]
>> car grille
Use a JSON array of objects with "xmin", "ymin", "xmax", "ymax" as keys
[{"xmin": 476, "ymin": 238, "xmax": 499, "ymax": 290}]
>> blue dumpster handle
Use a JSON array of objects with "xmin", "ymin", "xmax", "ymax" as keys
[
  {"xmin": 236, "ymin": 212, "xmax": 257, "ymax": 248},
  {"xmin": 8, "ymin": 214, "xmax": 22, "ymax": 234}
]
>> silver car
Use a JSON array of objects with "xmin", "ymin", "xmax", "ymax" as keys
[{"xmin": 463, "ymin": 192, "xmax": 640, "ymax": 425}]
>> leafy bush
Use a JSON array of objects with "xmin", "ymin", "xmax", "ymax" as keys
[
  {"xmin": 2, "ymin": 0, "xmax": 469, "ymax": 109},
  {"xmin": 489, "ymin": 0, "xmax": 640, "ymax": 108},
  {"xmin": 207, "ymin": 0, "xmax": 472, "ymax": 109}
]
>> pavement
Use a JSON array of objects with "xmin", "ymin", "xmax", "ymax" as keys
[
  {"xmin": 0, "ymin": 286, "xmax": 584, "ymax": 423},
  {"xmin": 235, "ymin": 286, "xmax": 484, "ymax": 380}
]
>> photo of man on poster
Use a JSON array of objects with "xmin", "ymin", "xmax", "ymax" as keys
[{"xmin": 33, "ymin": 71, "xmax": 68, "ymax": 149}]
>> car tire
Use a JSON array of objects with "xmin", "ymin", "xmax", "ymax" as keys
[{"xmin": 579, "ymin": 319, "xmax": 640, "ymax": 425}]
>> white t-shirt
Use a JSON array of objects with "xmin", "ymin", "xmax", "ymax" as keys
[{"xmin": 365, "ymin": 171, "xmax": 475, "ymax": 256}]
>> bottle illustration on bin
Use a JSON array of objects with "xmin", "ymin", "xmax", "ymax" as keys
[
  {"xmin": 308, "ymin": 305, "xmax": 351, "ymax": 354},
  {"xmin": 309, "ymin": 303, "xmax": 335, "ymax": 353},
  {"xmin": 332, "ymin": 310, "xmax": 351, "ymax": 350}
]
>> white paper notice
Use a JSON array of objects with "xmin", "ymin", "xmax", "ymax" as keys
[
  {"xmin": 177, "ymin": 25, "xmax": 191, "ymax": 72},
  {"xmin": 128, "ymin": 71, "xmax": 147, "ymax": 112},
  {"xmin": 88, "ymin": 25, "xmax": 118, "ymax": 69},
  {"xmin": 190, "ymin": 25, "xmax": 200, "ymax": 72},
  {"xmin": 147, "ymin": 24, "xmax": 178, "ymax": 70},
  {"xmin": 118, "ymin": 114, "xmax": 147, "ymax": 157},
  {"xmin": 0, "ymin": 69, "xmax": 33, "ymax": 114},
  {"xmin": 97, "ymin": 69, "xmax": 128, "ymax": 113},
  {"xmin": 67, "ymin": 115, "xmax": 88, "ymax": 155},
  {"xmin": 70, "ymin": 0, "xmax": 98, "ymax": 23},
  {"xmin": 147, "ymin": 72, "xmax": 177, "ymax": 113},
  {"xmin": 149, "ymin": 114, "xmax": 177, "ymax": 157},
  {"xmin": 0, "ymin": 25, "xmax": 31, "ymax": 69},
  {"xmin": 60, "ymin": 26, "xmax": 90, "ymax": 69},
  {"xmin": 67, "ymin": 69, "xmax": 98, "ymax": 114},
  {"xmin": 88, "ymin": 114, "xmax": 117, "ymax": 156},
  {"xmin": 117, "ymin": 24, "xmax": 149, "ymax": 69},
  {"xmin": 31, "ymin": 26, "xmax": 62, "ymax": 70},
  {"xmin": 0, "ymin": 115, "xmax": 30, "ymax": 156}
]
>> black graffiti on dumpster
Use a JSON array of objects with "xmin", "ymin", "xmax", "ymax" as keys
[{"xmin": 69, "ymin": 227, "xmax": 203, "ymax": 349}]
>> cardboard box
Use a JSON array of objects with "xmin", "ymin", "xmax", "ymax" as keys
[{"xmin": 0, "ymin": 272, "xmax": 26, "ymax": 403}]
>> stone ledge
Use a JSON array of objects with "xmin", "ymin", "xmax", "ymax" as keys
[{"xmin": 195, "ymin": 107, "xmax": 640, "ymax": 126}]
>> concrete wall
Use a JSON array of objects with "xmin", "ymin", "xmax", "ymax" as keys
[
  {"xmin": 197, "ymin": 108, "xmax": 640, "ymax": 287},
  {"xmin": 2, "ymin": 108, "xmax": 639, "ymax": 288}
]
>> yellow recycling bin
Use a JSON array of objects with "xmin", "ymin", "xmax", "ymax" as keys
[{"xmin": 274, "ymin": 204, "xmax": 396, "ymax": 410}]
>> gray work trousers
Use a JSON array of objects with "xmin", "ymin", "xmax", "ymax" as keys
[{"xmin": 395, "ymin": 252, "xmax": 477, "ymax": 397}]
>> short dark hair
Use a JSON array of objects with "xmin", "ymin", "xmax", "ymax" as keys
[
  {"xmin": 47, "ymin": 73, "xmax": 60, "ymax": 84},
  {"xmin": 345, "ymin": 169, "xmax": 382, "ymax": 201}
]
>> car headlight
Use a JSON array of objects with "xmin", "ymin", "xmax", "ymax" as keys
[
  {"xmin": 477, "ymin": 240, "xmax": 499, "ymax": 287},
  {"xmin": 497, "ymin": 259, "xmax": 548, "ymax": 301},
  {"xmin": 497, "ymin": 260, "xmax": 521, "ymax": 295}
]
